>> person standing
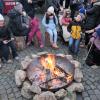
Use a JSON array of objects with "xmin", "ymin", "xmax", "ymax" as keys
[
  {"xmin": 0, "ymin": 0, "xmax": 3, "ymax": 14},
  {"xmin": 60, "ymin": 0, "xmax": 70, "ymax": 8}
]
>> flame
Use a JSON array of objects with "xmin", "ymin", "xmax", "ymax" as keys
[
  {"xmin": 40, "ymin": 54, "xmax": 73, "ymax": 86},
  {"xmin": 40, "ymin": 54, "xmax": 56, "ymax": 72}
]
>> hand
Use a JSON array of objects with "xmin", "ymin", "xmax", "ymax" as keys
[
  {"xmin": 22, "ymin": 11, "xmax": 27, "ymax": 16},
  {"xmin": 85, "ymin": 29, "xmax": 94, "ymax": 34},
  {"xmin": 3, "ymin": 40, "xmax": 8, "ymax": 44}
]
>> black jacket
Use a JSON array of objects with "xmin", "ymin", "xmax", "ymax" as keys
[
  {"xmin": 85, "ymin": 2, "xmax": 100, "ymax": 30},
  {"xmin": 8, "ymin": 9, "xmax": 29, "ymax": 36},
  {"xmin": 0, "ymin": 27, "xmax": 11, "ymax": 41},
  {"xmin": 19, "ymin": 0, "xmax": 35, "ymax": 16}
]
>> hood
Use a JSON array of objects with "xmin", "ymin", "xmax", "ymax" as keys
[
  {"xmin": 94, "ymin": 1, "xmax": 100, "ymax": 6},
  {"xmin": 14, "ymin": 2, "xmax": 23, "ymax": 14}
]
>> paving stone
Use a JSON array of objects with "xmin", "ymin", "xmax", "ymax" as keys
[
  {"xmin": 0, "ymin": 88, "xmax": 6, "ymax": 94},
  {"xmin": 96, "ymin": 94, "xmax": 100, "ymax": 100},
  {"xmin": 90, "ymin": 95, "xmax": 98, "ymax": 100},
  {"xmin": 94, "ymin": 89, "xmax": 100, "ymax": 95},
  {"xmin": 8, "ymin": 97, "xmax": 16, "ymax": 100},
  {"xmin": 82, "ymin": 92, "xmax": 89, "ymax": 97},
  {"xmin": 87, "ymin": 90, "xmax": 95, "ymax": 95},
  {"xmin": 15, "ymin": 92, "xmax": 21, "ymax": 98},
  {"xmin": 8, "ymin": 93, "xmax": 14, "ymax": 99},
  {"xmin": 84, "ymin": 97, "xmax": 91, "ymax": 100},
  {"xmin": 7, "ymin": 88, "xmax": 12, "ymax": 94},
  {"xmin": 0, "ymin": 94, "xmax": 8, "ymax": 100}
]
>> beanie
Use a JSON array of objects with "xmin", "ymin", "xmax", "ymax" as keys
[
  {"xmin": 0, "ymin": 14, "xmax": 4, "ymax": 21},
  {"xmin": 47, "ymin": 6, "xmax": 54, "ymax": 14}
]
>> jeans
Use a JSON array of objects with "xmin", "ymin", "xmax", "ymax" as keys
[
  {"xmin": 0, "ymin": 41, "xmax": 18, "ymax": 61},
  {"xmin": 69, "ymin": 37, "xmax": 80, "ymax": 54},
  {"xmin": 46, "ymin": 28, "xmax": 57, "ymax": 44}
]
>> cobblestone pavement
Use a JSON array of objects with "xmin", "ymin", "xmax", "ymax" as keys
[{"xmin": 0, "ymin": 43, "xmax": 100, "ymax": 100}]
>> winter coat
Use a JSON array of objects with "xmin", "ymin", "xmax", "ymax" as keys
[
  {"xmin": 0, "ymin": 0, "xmax": 3, "ymax": 8},
  {"xmin": 8, "ymin": 9, "xmax": 29, "ymax": 36},
  {"xmin": 61, "ymin": 17, "xmax": 72, "ymax": 26},
  {"xmin": 19, "ymin": 0, "xmax": 35, "ymax": 16},
  {"xmin": 42, "ymin": 14, "xmax": 58, "ymax": 30},
  {"xmin": 67, "ymin": 20, "xmax": 84, "ymax": 39},
  {"xmin": 84, "ymin": 1, "xmax": 100, "ymax": 30},
  {"xmin": 45, "ymin": 0, "xmax": 60, "ymax": 12},
  {"xmin": 0, "ymin": 27, "xmax": 11, "ymax": 41},
  {"xmin": 90, "ymin": 25, "xmax": 100, "ymax": 50}
]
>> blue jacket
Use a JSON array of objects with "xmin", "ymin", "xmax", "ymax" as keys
[{"xmin": 42, "ymin": 14, "xmax": 58, "ymax": 30}]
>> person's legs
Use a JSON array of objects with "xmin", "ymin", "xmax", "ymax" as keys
[
  {"xmin": 53, "ymin": 29, "xmax": 58, "ymax": 44},
  {"xmin": 74, "ymin": 39, "xmax": 80, "ymax": 54},
  {"xmin": 65, "ymin": 0, "xmax": 70, "ymax": 8},
  {"xmin": 1, "ymin": 44, "xmax": 10, "ymax": 61},
  {"xmin": 46, "ymin": 29, "xmax": 54, "ymax": 44},
  {"xmin": 8, "ymin": 41, "xmax": 18, "ymax": 59},
  {"xmin": 69, "ymin": 37, "xmax": 74, "ymax": 52},
  {"xmin": 60, "ymin": 0, "xmax": 64, "ymax": 6},
  {"xmin": 27, "ymin": 28, "xmax": 36, "ymax": 45},
  {"xmin": 85, "ymin": 33, "xmax": 92, "ymax": 45},
  {"xmin": 36, "ymin": 29, "xmax": 44, "ymax": 47}
]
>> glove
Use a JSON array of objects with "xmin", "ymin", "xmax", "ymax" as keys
[{"xmin": 79, "ymin": 8, "xmax": 86, "ymax": 15}]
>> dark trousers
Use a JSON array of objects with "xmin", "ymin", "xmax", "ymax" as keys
[
  {"xmin": 0, "ymin": 41, "xmax": 18, "ymax": 61},
  {"xmin": 70, "ymin": 3, "xmax": 80, "ymax": 19},
  {"xmin": 86, "ymin": 44, "xmax": 100, "ymax": 66},
  {"xmin": 60, "ymin": 0, "xmax": 70, "ymax": 8},
  {"xmin": 85, "ymin": 33, "xmax": 92, "ymax": 45}
]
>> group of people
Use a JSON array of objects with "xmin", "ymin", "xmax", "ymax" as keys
[{"xmin": 0, "ymin": 0, "xmax": 100, "ymax": 66}]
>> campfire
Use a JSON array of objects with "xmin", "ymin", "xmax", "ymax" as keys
[
  {"xmin": 26, "ymin": 54, "xmax": 74, "ymax": 91},
  {"xmin": 15, "ymin": 53, "xmax": 84, "ymax": 100}
]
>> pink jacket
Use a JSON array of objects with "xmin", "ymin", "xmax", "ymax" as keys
[{"xmin": 61, "ymin": 17, "xmax": 72, "ymax": 25}]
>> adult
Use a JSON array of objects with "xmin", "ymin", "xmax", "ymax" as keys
[
  {"xmin": 8, "ymin": 2, "xmax": 29, "ymax": 37},
  {"xmin": 19, "ymin": 0, "xmax": 35, "ymax": 17},
  {"xmin": 86, "ymin": 25, "xmax": 100, "ymax": 66},
  {"xmin": 0, "ymin": 0, "xmax": 3, "ymax": 14},
  {"xmin": 60, "ymin": 0, "xmax": 70, "ymax": 9},
  {"xmin": 70, "ymin": 0, "xmax": 84, "ymax": 19},
  {"xmin": 0, "ymin": 14, "xmax": 19, "ymax": 63},
  {"xmin": 45, "ymin": 0, "xmax": 60, "ymax": 13},
  {"xmin": 80, "ymin": 0, "xmax": 100, "ymax": 45}
]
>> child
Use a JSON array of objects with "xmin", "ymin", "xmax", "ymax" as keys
[
  {"xmin": 27, "ymin": 13, "xmax": 44, "ymax": 48},
  {"xmin": 42, "ymin": 6, "xmax": 58, "ymax": 48},
  {"xmin": 67, "ymin": 14, "xmax": 84, "ymax": 54},
  {"xmin": 61, "ymin": 9, "xmax": 72, "ymax": 42},
  {"xmin": 0, "ymin": 14, "xmax": 19, "ymax": 63}
]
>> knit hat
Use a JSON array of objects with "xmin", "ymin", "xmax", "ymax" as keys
[
  {"xmin": 47, "ymin": 6, "xmax": 54, "ymax": 14},
  {"xmin": 0, "ymin": 14, "xmax": 4, "ymax": 21},
  {"xmin": 96, "ymin": 28, "xmax": 100, "ymax": 37}
]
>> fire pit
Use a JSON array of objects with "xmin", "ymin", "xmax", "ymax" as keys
[
  {"xmin": 15, "ymin": 53, "xmax": 84, "ymax": 100},
  {"xmin": 27, "ymin": 53, "xmax": 74, "ymax": 91}
]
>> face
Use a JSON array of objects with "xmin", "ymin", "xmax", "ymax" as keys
[
  {"xmin": 91, "ymin": 0, "xmax": 96, "ymax": 3},
  {"xmin": 47, "ymin": 12, "xmax": 54, "ymax": 19},
  {"xmin": 75, "ymin": 15, "xmax": 82, "ymax": 22},
  {"xmin": 0, "ymin": 20, "xmax": 5, "ymax": 27}
]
